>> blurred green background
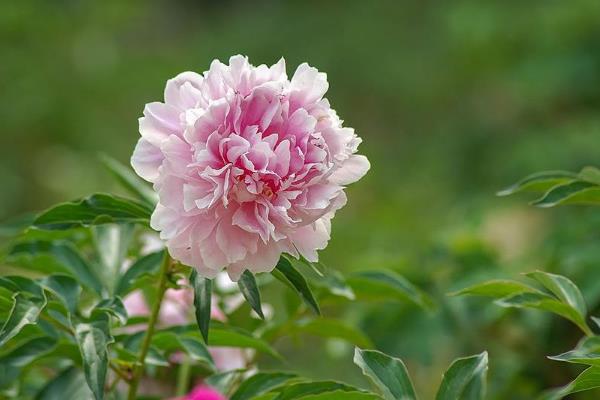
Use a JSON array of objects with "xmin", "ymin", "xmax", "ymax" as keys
[{"xmin": 2, "ymin": 1, "xmax": 600, "ymax": 398}]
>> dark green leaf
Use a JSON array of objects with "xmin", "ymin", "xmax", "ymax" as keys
[
  {"xmin": 205, "ymin": 369, "xmax": 247, "ymax": 395},
  {"xmin": 34, "ymin": 193, "xmax": 152, "ymax": 230},
  {"xmin": 92, "ymin": 223, "xmax": 134, "ymax": 291},
  {"xmin": 497, "ymin": 171, "xmax": 577, "ymax": 196},
  {"xmin": 115, "ymin": 250, "xmax": 164, "ymax": 296},
  {"xmin": 532, "ymin": 181, "xmax": 600, "ymax": 207},
  {"xmin": 100, "ymin": 154, "xmax": 157, "ymax": 206},
  {"xmin": 0, "ymin": 336, "xmax": 56, "ymax": 367},
  {"xmin": 0, "ymin": 292, "xmax": 47, "ymax": 346},
  {"xmin": 190, "ymin": 270, "xmax": 212, "ymax": 343},
  {"xmin": 231, "ymin": 372, "xmax": 297, "ymax": 400},
  {"xmin": 238, "ymin": 270, "xmax": 264, "ymax": 319},
  {"xmin": 36, "ymin": 367, "xmax": 94, "ymax": 400},
  {"xmin": 436, "ymin": 352, "xmax": 488, "ymax": 400},
  {"xmin": 347, "ymin": 271, "xmax": 435, "ymax": 311},
  {"xmin": 353, "ymin": 348, "xmax": 416, "ymax": 400},
  {"xmin": 41, "ymin": 275, "xmax": 81, "ymax": 314},
  {"xmin": 273, "ymin": 256, "xmax": 320, "ymax": 315},
  {"xmin": 10, "ymin": 240, "xmax": 103, "ymax": 294},
  {"xmin": 93, "ymin": 297, "xmax": 128, "ymax": 325},
  {"xmin": 539, "ymin": 367, "xmax": 600, "ymax": 400},
  {"xmin": 73, "ymin": 318, "xmax": 114, "ymax": 400}
]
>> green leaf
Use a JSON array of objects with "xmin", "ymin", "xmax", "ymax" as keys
[
  {"xmin": 0, "ymin": 213, "xmax": 35, "ymax": 238},
  {"xmin": 496, "ymin": 292, "xmax": 591, "ymax": 335},
  {"xmin": 273, "ymin": 381, "xmax": 368, "ymax": 400},
  {"xmin": 0, "ymin": 292, "xmax": 47, "ymax": 346},
  {"xmin": 92, "ymin": 223, "xmax": 134, "ymax": 291},
  {"xmin": 209, "ymin": 327, "xmax": 281, "ymax": 359},
  {"xmin": 73, "ymin": 318, "xmax": 114, "ymax": 400},
  {"xmin": 238, "ymin": 270, "xmax": 265, "ymax": 319},
  {"xmin": 347, "ymin": 271, "xmax": 435, "ymax": 311},
  {"xmin": 205, "ymin": 369, "xmax": 247, "ymax": 395},
  {"xmin": 450, "ymin": 279, "xmax": 537, "ymax": 298},
  {"xmin": 231, "ymin": 372, "xmax": 297, "ymax": 400},
  {"xmin": 353, "ymin": 348, "xmax": 416, "ymax": 400},
  {"xmin": 115, "ymin": 250, "xmax": 164, "ymax": 296},
  {"xmin": 100, "ymin": 154, "xmax": 158, "ymax": 206},
  {"xmin": 152, "ymin": 332, "xmax": 214, "ymax": 369},
  {"xmin": 436, "ymin": 352, "xmax": 488, "ymax": 400},
  {"xmin": 190, "ymin": 270, "xmax": 212, "ymax": 343},
  {"xmin": 10, "ymin": 240, "xmax": 103, "ymax": 294},
  {"xmin": 548, "ymin": 336, "xmax": 600, "ymax": 367},
  {"xmin": 34, "ymin": 193, "xmax": 152, "ymax": 230},
  {"xmin": 532, "ymin": 181, "xmax": 600, "ymax": 207},
  {"xmin": 273, "ymin": 256, "xmax": 320, "ymax": 315},
  {"xmin": 288, "ymin": 318, "xmax": 373, "ymax": 348},
  {"xmin": 93, "ymin": 297, "xmax": 128, "ymax": 325},
  {"xmin": 0, "ymin": 336, "xmax": 56, "ymax": 367},
  {"xmin": 496, "ymin": 171, "xmax": 577, "ymax": 196},
  {"xmin": 298, "ymin": 392, "xmax": 383, "ymax": 400},
  {"xmin": 41, "ymin": 275, "xmax": 81, "ymax": 314},
  {"xmin": 525, "ymin": 271, "xmax": 587, "ymax": 318},
  {"xmin": 36, "ymin": 367, "xmax": 94, "ymax": 400},
  {"xmin": 539, "ymin": 367, "xmax": 600, "ymax": 400}
]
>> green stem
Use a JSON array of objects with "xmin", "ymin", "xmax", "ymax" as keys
[
  {"xmin": 175, "ymin": 355, "xmax": 192, "ymax": 396},
  {"xmin": 127, "ymin": 252, "xmax": 171, "ymax": 400}
]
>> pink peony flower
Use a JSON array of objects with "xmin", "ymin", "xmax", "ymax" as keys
[
  {"xmin": 183, "ymin": 385, "xmax": 226, "ymax": 400},
  {"xmin": 131, "ymin": 55, "xmax": 369, "ymax": 280}
]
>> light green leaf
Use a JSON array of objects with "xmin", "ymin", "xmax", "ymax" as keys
[
  {"xmin": 209, "ymin": 326, "xmax": 281, "ymax": 359},
  {"xmin": 73, "ymin": 318, "xmax": 114, "ymax": 400},
  {"xmin": 238, "ymin": 270, "xmax": 265, "ymax": 319},
  {"xmin": 0, "ymin": 292, "xmax": 47, "ymax": 346},
  {"xmin": 436, "ymin": 352, "xmax": 488, "ymax": 400},
  {"xmin": 205, "ymin": 369, "xmax": 247, "ymax": 396},
  {"xmin": 532, "ymin": 181, "xmax": 600, "ymax": 207},
  {"xmin": 36, "ymin": 367, "xmax": 94, "ymax": 400},
  {"xmin": 100, "ymin": 154, "xmax": 158, "ymax": 206},
  {"xmin": 10, "ymin": 240, "xmax": 103, "ymax": 294},
  {"xmin": 115, "ymin": 250, "xmax": 164, "ymax": 296},
  {"xmin": 579, "ymin": 166, "xmax": 600, "ymax": 185},
  {"xmin": 190, "ymin": 270, "xmax": 212, "ymax": 343},
  {"xmin": 496, "ymin": 292, "xmax": 591, "ymax": 335},
  {"xmin": 525, "ymin": 271, "xmax": 587, "ymax": 318},
  {"xmin": 273, "ymin": 256, "xmax": 320, "ymax": 315},
  {"xmin": 231, "ymin": 372, "xmax": 297, "ymax": 400},
  {"xmin": 298, "ymin": 392, "xmax": 383, "ymax": 400},
  {"xmin": 41, "ymin": 274, "xmax": 81, "ymax": 314},
  {"xmin": 288, "ymin": 318, "xmax": 372, "ymax": 348},
  {"xmin": 347, "ymin": 271, "xmax": 434, "ymax": 311},
  {"xmin": 152, "ymin": 332, "xmax": 214, "ymax": 369},
  {"xmin": 450, "ymin": 279, "xmax": 538, "ymax": 298},
  {"xmin": 353, "ymin": 348, "xmax": 416, "ymax": 400},
  {"xmin": 548, "ymin": 336, "xmax": 600, "ymax": 367},
  {"xmin": 497, "ymin": 171, "xmax": 577, "ymax": 197},
  {"xmin": 34, "ymin": 193, "xmax": 152, "ymax": 230},
  {"xmin": 273, "ymin": 381, "xmax": 367, "ymax": 400},
  {"xmin": 538, "ymin": 367, "xmax": 600, "ymax": 400}
]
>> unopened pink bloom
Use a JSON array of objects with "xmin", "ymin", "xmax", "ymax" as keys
[{"xmin": 131, "ymin": 55, "xmax": 369, "ymax": 280}]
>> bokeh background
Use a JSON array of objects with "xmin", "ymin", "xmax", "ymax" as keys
[{"xmin": 2, "ymin": 1, "xmax": 600, "ymax": 398}]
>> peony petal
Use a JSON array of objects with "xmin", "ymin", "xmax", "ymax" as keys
[
  {"xmin": 328, "ymin": 154, "xmax": 370, "ymax": 185},
  {"xmin": 131, "ymin": 138, "xmax": 164, "ymax": 183}
]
